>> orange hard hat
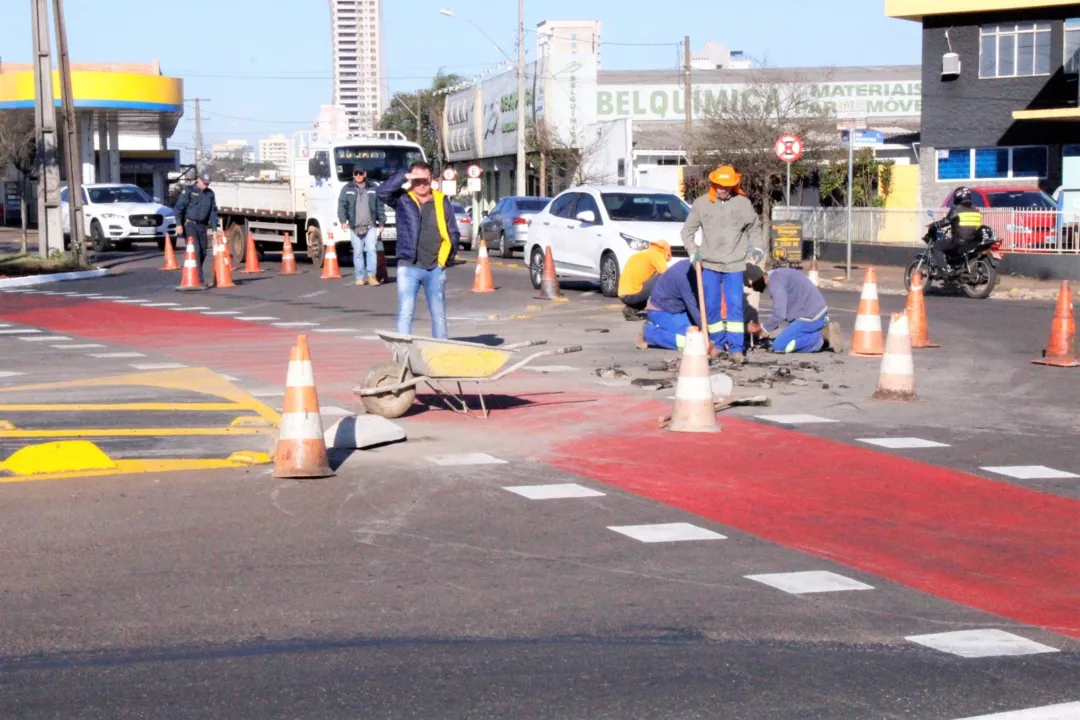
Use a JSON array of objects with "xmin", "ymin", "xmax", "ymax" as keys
[{"xmin": 709, "ymin": 166, "xmax": 742, "ymax": 188}]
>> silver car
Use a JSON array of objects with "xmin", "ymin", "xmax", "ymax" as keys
[
  {"xmin": 480, "ymin": 196, "xmax": 550, "ymax": 258},
  {"xmin": 450, "ymin": 202, "xmax": 476, "ymax": 249}
]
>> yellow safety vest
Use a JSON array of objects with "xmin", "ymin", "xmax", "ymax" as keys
[
  {"xmin": 957, "ymin": 211, "xmax": 982, "ymax": 228},
  {"xmin": 407, "ymin": 189, "xmax": 454, "ymax": 267}
]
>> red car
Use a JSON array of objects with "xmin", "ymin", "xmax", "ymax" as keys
[{"xmin": 941, "ymin": 186, "xmax": 1057, "ymax": 251}]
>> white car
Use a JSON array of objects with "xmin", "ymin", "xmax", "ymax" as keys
[
  {"xmin": 61, "ymin": 183, "xmax": 177, "ymax": 252},
  {"xmin": 526, "ymin": 185, "xmax": 691, "ymax": 297}
]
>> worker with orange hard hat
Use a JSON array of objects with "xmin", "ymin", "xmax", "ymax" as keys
[{"xmin": 681, "ymin": 165, "xmax": 760, "ymax": 363}]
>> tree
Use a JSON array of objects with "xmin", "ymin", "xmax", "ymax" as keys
[
  {"xmin": 378, "ymin": 72, "xmax": 463, "ymax": 167},
  {"xmin": 818, "ymin": 148, "xmax": 895, "ymax": 208},
  {"xmin": 0, "ymin": 110, "xmax": 38, "ymax": 253}
]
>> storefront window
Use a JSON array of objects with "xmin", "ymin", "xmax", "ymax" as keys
[
  {"xmin": 936, "ymin": 146, "xmax": 1048, "ymax": 181},
  {"xmin": 1065, "ymin": 19, "xmax": 1080, "ymax": 73},
  {"xmin": 974, "ymin": 148, "xmax": 1009, "ymax": 179}
]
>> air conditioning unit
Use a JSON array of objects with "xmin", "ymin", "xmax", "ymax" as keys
[{"xmin": 943, "ymin": 52, "xmax": 961, "ymax": 77}]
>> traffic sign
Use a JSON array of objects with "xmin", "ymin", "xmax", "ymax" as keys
[
  {"xmin": 467, "ymin": 177, "xmax": 482, "ymax": 193},
  {"xmin": 431, "ymin": 179, "xmax": 440, "ymax": 192},
  {"xmin": 442, "ymin": 167, "xmax": 457, "ymax": 182},
  {"xmin": 442, "ymin": 180, "xmax": 458, "ymax": 196},
  {"xmin": 466, "ymin": 164, "xmax": 482, "ymax": 179},
  {"xmin": 842, "ymin": 129, "xmax": 885, "ymax": 148},
  {"xmin": 775, "ymin": 135, "xmax": 803, "ymax": 163}
]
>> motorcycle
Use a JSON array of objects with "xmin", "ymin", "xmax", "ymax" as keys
[{"xmin": 905, "ymin": 215, "xmax": 1003, "ymax": 300}]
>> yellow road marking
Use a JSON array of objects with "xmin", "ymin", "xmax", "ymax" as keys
[
  {"xmin": 0, "ymin": 403, "xmax": 246, "ymax": 412},
  {"xmin": 0, "ymin": 457, "xmax": 270, "ymax": 484},
  {"xmin": 0, "ymin": 427, "xmax": 275, "ymax": 439}
]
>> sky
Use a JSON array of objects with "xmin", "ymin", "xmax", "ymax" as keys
[{"xmin": 0, "ymin": 0, "xmax": 921, "ymax": 162}]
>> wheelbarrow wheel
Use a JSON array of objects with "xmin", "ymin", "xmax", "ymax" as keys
[{"xmin": 360, "ymin": 361, "xmax": 417, "ymax": 419}]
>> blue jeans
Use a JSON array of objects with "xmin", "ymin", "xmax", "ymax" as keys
[
  {"xmin": 643, "ymin": 309, "xmax": 693, "ymax": 350},
  {"xmin": 772, "ymin": 315, "xmax": 827, "ymax": 354},
  {"xmin": 397, "ymin": 265, "xmax": 448, "ymax": 339},
  {"xmin": 702, "ymin": 269, "xmax": 745, "ymax": 353},
  {"xmin": 351, "ymin": 228, "xmax": 378, "ymax": 279}
]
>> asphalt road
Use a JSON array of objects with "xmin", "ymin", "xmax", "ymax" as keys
[{"xmin": 1, "ymin": 247, "xmax": 1078, "ymax": 719}]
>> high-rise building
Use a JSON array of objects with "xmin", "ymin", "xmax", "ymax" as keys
[
  {"xmin": 210, "ymin": 139, "xmax": 253, "ymax": 163},
  {"xmin": 259, "ymin": 133, "xmax": 289, "ymax": 171},
  {"xmin": 314, "ymin": 105, "xmax": 348, "ymax": 141},
  {"xmin": 537, "ymin": 20, "xmax": 601, "ymax": 67},
  {"xmin": 330, "ymin": 0, "xmax": 384, "ymax": 135}
]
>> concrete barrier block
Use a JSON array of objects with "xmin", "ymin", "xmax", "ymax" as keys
[
  {"xmin": 711, "ymin": 373, "xmax": 734, "ymax": 399},
  {"xmin": 324, "ymin": 415, "xmax": 406, "ymax": 450}
]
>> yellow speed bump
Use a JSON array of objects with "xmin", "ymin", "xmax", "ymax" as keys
[
  {"xmin": 0, "ymin": 420, "xmax": 15, "ymax": 431},
  {"xmin": 1, "ymin": 440, "xmax": 117, "ymax": 476},
  {"xmin": 227, "ymin": 450, "xmax": 272, "ymax": 465},
  {"xmin": 230, "ymin": 416, "xmax": 273, "ymax": 429}
]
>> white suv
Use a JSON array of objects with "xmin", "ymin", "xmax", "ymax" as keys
[
  {"xmin": 61, "ymin": 184, "xmax": 177, "ymax": 252},
  {"xmin": 526, "ymin": 185, "xmax": 691, "ymax": 297}
]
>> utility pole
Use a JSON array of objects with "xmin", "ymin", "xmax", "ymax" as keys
[
  {"xmin": 53, "ymin": 0, "xmax": 85, "ymax": 262},
  {"xmin": 515, "ymin": 0, "xmax": 526, "ymax": 196},
  {"xmin": 30, "ymin": 0, "xmax": 63, "ymax": 257},
  {"xmin": 188, "ymin": 98, "xmax": 210, "ymax": 170},
  {"xmin": 684, "ymin": 36, "xmax": 692, "ymax": 139},
  {"xmin": 417, "ymin": 98, "xmax": 423, "ymax": 145}
]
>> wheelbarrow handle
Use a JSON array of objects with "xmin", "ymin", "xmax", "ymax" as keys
[
  {"xmin": 487, "ymin": 345, "xmax": 582, "ymax": 382},
  {"xmin": 501, "ymin": 339, "xmax": 549, "ymax": 351}
]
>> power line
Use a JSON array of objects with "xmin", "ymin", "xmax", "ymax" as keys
[{"xmin": 525, "ymin": 28, "xmax": 680, "ymax": 47}]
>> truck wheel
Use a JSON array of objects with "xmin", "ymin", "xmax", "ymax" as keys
[
  {"xmin": 226, "ymin": 224, "xmax": 246, "ymax": 265},
  {"xmin": 307, "ymin": 226, "xmax": 325, "ymax": 267}
]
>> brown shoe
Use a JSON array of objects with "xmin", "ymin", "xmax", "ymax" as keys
[
  {"xmin": 730, "ymin": 352, "xmax": 748, "ymax": 365},
  {"xmin": 635, "ymin": 324, "xmax": 648, "ymax": 350},
  {"xmin": 824, "ymin": 321, "xmax": 844, "ymax": 352},
  {"xmin": 367, "ymin": 276, "xmax": 381, "ymax": 287},
  {"xmin": 355, "ymin": 276, "xmax": 366, "ymax": 286}
]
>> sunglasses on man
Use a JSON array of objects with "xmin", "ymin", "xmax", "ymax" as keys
[{"xmin": 409, "ymin": 177, "xmax": 431, "ymax": 186}]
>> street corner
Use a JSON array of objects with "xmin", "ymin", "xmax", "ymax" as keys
[{"xmin": 0, "ymin": 366, "xmax": 279, "ymax": 484}]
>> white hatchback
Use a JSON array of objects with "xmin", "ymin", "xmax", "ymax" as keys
[{"xmin": 525, "ymin": 185, "xmax": 692, "ymax": 297}]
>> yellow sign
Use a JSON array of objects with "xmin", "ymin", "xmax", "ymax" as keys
[{"xmin": 770, "ymin": 221, "xmax": 803, "ymax": 265}]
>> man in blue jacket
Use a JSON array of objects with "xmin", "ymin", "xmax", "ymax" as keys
[
  {"xmin": 744, "ymin": 265, "xmax": 844, "ymax": 353},
  {"xmin": 173, "ymin": 172, "xmax": 219, "ymax": 287},
  {"xmin": 376, "ymin": 162, "xmax": 460, "ymax": 339},
  {"xmin": 636, "ymin": 259, "xmax": 715, "ymax": 351}
]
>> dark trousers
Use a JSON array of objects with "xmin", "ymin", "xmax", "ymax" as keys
[
  {"xmin": 619, "ymin": 274, "xmax": 659, "ymax": 310},
  {"xmin": 184, "ymin": 221, "xmax": 214, "ymax": 284}
]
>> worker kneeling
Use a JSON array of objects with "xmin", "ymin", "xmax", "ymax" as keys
[
  {"xmin": 636, "ymin": 259, "xmax": 720, "ymax": 351},
  {"xmin": 744, "ymin": 265, "xmax": 844, "ymax": 353},
  {"xmin": 618, "ymin": 240, "xmax": 672, "ymax": 318}
]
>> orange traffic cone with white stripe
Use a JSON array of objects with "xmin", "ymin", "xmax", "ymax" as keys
[
  {"xmin": 215, "ymin": 232, "xmax": 236, "ymax": 288},
  {"xmin": 281, "ymin": 233, "xmax": 298, "ymax": 275},
  {"xmin": 667, "ymin": 326, "xmax": 721, "ymax": 433},
  {"xmin": 905, "ymin": 268, "xmax": 939, "ymax": 349},
  {"xmin": 176, "ymin": 237, "xmax": 203, "ymax": 291},
  {"xmin": 241, "ymin": 231, "xmax": 264, "ymax": 273},
  {"xmin": 160, "ymin": 234, "xmax": 179, "ymax": 271},
  {"xmin": 872, "ymin": 313, "xmax": 917, "ymax": 401},
  {"xmin": 1032, "ymin": 280, "xmax": 1079, "ymax": 367},
  {"xmin": 536, "ymin": 246, "xmax": 562, "ymax": 299},
  {"xmin": 321, "ymin": 239, "xmax": 342, "ymax": 280},
  {"xmin": 472, "ymin": 239, "xmax": 496, "ymax": 293},
  {"xmin": 849, "ymin": 267, "xmax": 884, "ymax": 357},
  {"xmin": 807, "ymin": 256, "xmax": 820, "ymax": 287},
  {"xmin": 273, "ymin": 335, "xmax": 334, "ymax": 478}
]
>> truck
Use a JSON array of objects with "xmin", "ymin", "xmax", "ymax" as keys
[{"xmin": 213, "ymin": 130, "xmax": 426, "ymax": 267}]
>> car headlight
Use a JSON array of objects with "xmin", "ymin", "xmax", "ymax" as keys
[
  {"xmin": 165, "ymin": 216, "xmax": 176, "ymax": 224},
  {"xmin": 100, "ymin": 212, "xmax": 124, "ymax": 220},
  {"xmin": 619, "ymin": 232, "xmax": 650, "ymax": 251},
  {"xmin": 1005, "ymin": 224, "xmax": 1032, "ymax": 234}
]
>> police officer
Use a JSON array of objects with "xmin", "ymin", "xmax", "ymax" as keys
[
  {"xmin": 931, "ymin": 186, "xmax": 982, "ymax": 264},
  {"xmin": 174, "ymin": 172, "xmax": 220, "ymax": 287}
]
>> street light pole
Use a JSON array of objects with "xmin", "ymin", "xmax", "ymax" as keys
[
  {"xmin": 393, "ymin": 96, "xmax": 422, "ymax": 144},
  {"xmin": 516, "ymin": 0, "xmax": 526, "ymax": 196}
]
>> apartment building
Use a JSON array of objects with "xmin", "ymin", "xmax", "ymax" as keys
[{"xmin": 330, "ymin": 0, "xmax": 384, "ymax": 134}]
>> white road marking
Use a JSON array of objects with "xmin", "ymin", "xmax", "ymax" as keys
[
  {"xmin": 88, "ymin": 352, "xmax": 147, "ymax": 359},
  {"xmin": 130, "ymin": 363, "xmax": 188, "ymax": 370},
  {"xmin": 0, "ymin": 371, "xmax": 26, "ymax": 379},
  {"xmin": 504, "ymin": 483, "xmax": 606, "ymax": 500},
  {"xmin": 93, "ymin": 296, "xmax": 128, "ymax": 300},
  {"xmin": 356, "ymin": 335, "xmax": 381, "ymax": 340},
  {"xmin": 745, "ymin": 571, "xmax": 875, "ymax": 595},
  {"xmin": 426, "ymin": 453, "xmax": 508, "ymax": 466},
  {"xmin": 236, "ymin": 316, "xmax": 278, "ymax": 321},
  {"xmin": 219, "ymin": 374, "xmax": 241, "ymax": 382},
  {"xmin": 51, "ymin": 344, "xmax": 105, "ymax": 349},
  {"xmin": 905, "ymin": 629, "xmax": 1059, "ymax": 658},
  {"xmin": 608, "ymin": 523, "xmax": 727, "ymax": 543},
  {"xmin": 19, "ymin": 336, "xmax": 71, "ymax": 342},
  {"xmin": 755, "ymin": 414, "xmax": 838, "ymax": 425},
  {"xmin": 858, "ymin": 437, "xmax": 951, "ymax": 449},
  {"xmin": 299, "ymin": 290, "xmax": 327, "ymax": 299},
  {"xmin": 114, "ymin": 299, "xmax": 149, "ymax": 304},
  {"xmin": 0, "ymin": 329, "xmax": 42, "ymax": 335},
  {"xmin": 580, "ymin": 291, "xmax": 596, "ymax": 298},
  {"xmin": 980, "ymin": 465, "xmax": 1079, "ymax": 480},
  {"xmin": 314, "ymin": 328, "xmax": 358, "ymax": 334},
  {"xmin": 953, "ymin": 702, "xmax": 1080, "ymax": 719},
  {"xmin": 273, "ymin": 322, "xmax": 319, "ymax": 328},
  {"xmin": 250, "ymin": 389, "xmax": 285, "ymax": 397},
  {"xmin": 171, "ymin": 306, "xmax": 212, "ymax": 311},
  {"xmin": 202, "ymin": 310, "xmax": 241, "ymax": 316},
  {"xmin": 521, "ymin": 365, "xmax": 577, "ymax": 373},
  {"xmin": 141, "ymin": 303, "xmax": 180, "ymax": 308}
]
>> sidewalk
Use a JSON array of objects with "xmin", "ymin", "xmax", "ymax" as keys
[{"xmin": 817, "ymin": 262, "xmax": 1075, "ymax": 301}]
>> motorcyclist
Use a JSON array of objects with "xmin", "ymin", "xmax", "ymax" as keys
[{"xmin": 929, "ymin": 186, "xmax": 982, "ymax": 265}]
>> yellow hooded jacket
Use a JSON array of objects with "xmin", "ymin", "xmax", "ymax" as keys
[{"xmin": 618, "ymin": 241, "xmax": 672, "ymax": 297}]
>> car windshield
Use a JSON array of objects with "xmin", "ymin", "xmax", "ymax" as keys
[
  {"xmin": 87, "ymin": 186, "xmax": 152, "ymax": 204},
  {"xmin": 985, "ymin": 191, "xmax": 1055, "ymax": 209},
  {"xmin": 451, "ymin": 203, "xmax": 467, "ymax": 214},
  {"xmin": 516, "ymin": 199, "xmax": 550, "ymax": 212},
  {"xmin": 334, "ymin": 146, "xmax": 425, "ymax": 183},
  {"xmin": 601, "ymin": 193, "xmax": 689, "ymax": 222}
]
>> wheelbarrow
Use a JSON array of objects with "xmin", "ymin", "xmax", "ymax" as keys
[{"xmin": 353, "ymin": 331, "xmax": 583, "ymax": 419}]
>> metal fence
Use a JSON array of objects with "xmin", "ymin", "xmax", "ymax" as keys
[{"xmin": 772, "ymin": 206, "xmax": 1080, "ymax": 254}]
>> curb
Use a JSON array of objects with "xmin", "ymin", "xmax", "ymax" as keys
[
  {"xmin": 0, "ymin": 268, "xmax": 108, "ymax": 288},
  {"xmin": 817, "ymin": 279, "xmax": 1074, "ymax": 302}
]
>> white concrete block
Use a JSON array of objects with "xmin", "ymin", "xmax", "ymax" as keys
[{"xmin": 324, "ymin": 414, "xmax": 406, "ymax": 450}]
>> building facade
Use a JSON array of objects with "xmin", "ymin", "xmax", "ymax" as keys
[
  {"xmin": 259, "ymin": 134, "xmax": 289, "ymax": 171},
  {"xmin": 537, "ymin": 20, "xmax": 602, "ymax": 66},
  {"xmin": 887, "ymin": 0, "xmax": 1080, "ymax": 207},
  {"xmin": 210, "ymin": 139, "xmax": 253, "ymax": 162},
  {"xmin": 330, "ymin": 0, "xmax": 385, "ymax": 134}
]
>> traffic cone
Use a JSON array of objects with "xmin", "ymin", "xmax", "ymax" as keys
[
  {"xmin": 472, "ymin": 239, "xmax": 496, "ymax": 293},
  {"xmin": 176, "ymin": 237, "xmax": 203, "ymax": 291},
  {"xmin": 160, "ymin": 234, "xmax": 179, "ymax": 271},
  {"xmin": 849, "ymin": 267, "xmax": 884, "ymax": 357},
  {"xmin": 905, "ymin": 268, "xmax": 939, "ymax": 349},
  {"xmin": 1032, "ymin": 280, "xmax": 1079, "ymax": 367},
  {"xmin": 281, "ymin": 233, "xmax": 298, "ymax": 275},
  {"xmin": 667, "ymin": 326, "xmax": 721, "ymax": 433},
  {"xmin": 536, "ymin": 246, "xmax": 562, "ymax": 299},
  {"xmin": 321, "ymin": 238, "xmax": 342, "ymax": 280},
  {"xmin": 872, "ymin": 313, "xmax": 917, "ymax": 401},
  {"xmin": 241, "ymin": 231, "xmax": 263, "ymax": 273},
  {"xmin": 807, "ymin": 256, "xmax": 820, "ymax": 287},
  {"xmin": 215, "ymin": 232, "xmax": 236, "ymax": 288},
  {"xmin": 273, "ymin": 335, "xmax": 334, "ymax": 479}
]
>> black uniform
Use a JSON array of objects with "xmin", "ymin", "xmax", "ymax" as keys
[
  {"xmin": 932, "ymin": 203, "xmax": 982, "ymax": 260},
  {"xmin": 174, "ymin": 184, "xmax": 220, "ymax": 284}
]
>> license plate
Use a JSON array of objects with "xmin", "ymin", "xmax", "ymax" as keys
[
  {"xmin": 137, "ymin": 227, "xmax": 156, "ymax": 235},
  {"xmin": 381, "ymin": 227, "xmax": 396, "ymax": 240}
]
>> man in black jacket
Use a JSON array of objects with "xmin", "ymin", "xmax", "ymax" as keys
[
  {"xmin": 337, "ymin": 167, "xmax": 387, "ymax": 286},
  {"xmin": 174, "ymin": 172, "xmax": 219, "ymax": 286}
]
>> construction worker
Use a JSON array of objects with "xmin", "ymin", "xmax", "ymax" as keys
[
  {"xmin": 681, "ymin": 166, "xmax": 759, "ymax": 363},
  {"xmin": 634, "ymin": 259, "xmax": 705, "ymax": 351},
  {"xmin": 930, "ymin": 186, "xmax": 983, "ymax": 264},
  {"xmin": 618, "ymin": 240, "xmax": 671, "ymax": 318},
  {"xmin": 338, "ymin": 167, "xmax": 386, "ymax": 286},
  {"xmin": 174, "ymin": 172, "xmax": 219, "ymax": 287},
  {"xmin": 744, "ymin": 264, "xmax": 844, "ymax": 353}
]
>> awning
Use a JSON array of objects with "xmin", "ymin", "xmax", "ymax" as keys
[{"xmin": 1012, "ymin": 107, "xmax": 1080, "ymax": 122}]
